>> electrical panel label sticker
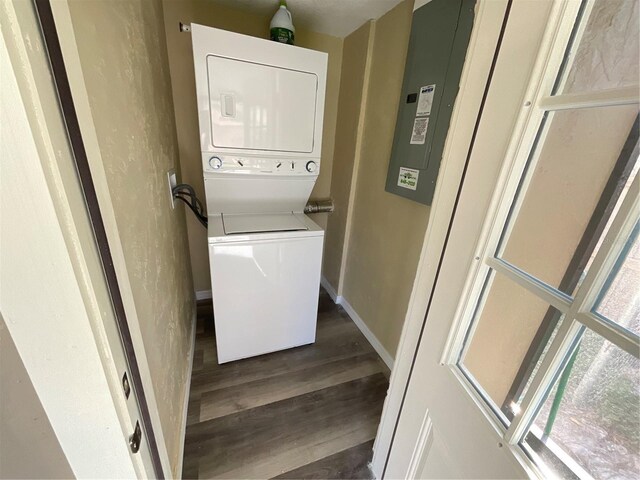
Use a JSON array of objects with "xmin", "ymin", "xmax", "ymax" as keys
[
  {"xmin": 410, "ymin": 117, "xmax": 429, "ymax": 144},
  {"xmin": 398, "ymin": 167, "xmax": 420, "ymax": 190},
  {"xmin": 416, "ymin": 84, "xmax": 436, "ymax": 116}
]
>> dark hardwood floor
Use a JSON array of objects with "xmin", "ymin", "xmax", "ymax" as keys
[{"xmin": 183, "ymin": 289, "xmax": 390, "ymax": 479}]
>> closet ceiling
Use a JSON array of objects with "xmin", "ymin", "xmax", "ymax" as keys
[{"xmin": 208, "ymin": 0, "xmax": 406, "ymax": 37}]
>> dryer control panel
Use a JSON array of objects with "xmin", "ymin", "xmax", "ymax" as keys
[{"xmin": 202, "ymin": 154, "xmax": 319, "ymax": 176}]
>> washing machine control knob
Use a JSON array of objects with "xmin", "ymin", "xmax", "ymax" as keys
[
  {"xmin": 209, "ymin": 156, "xmax": 222, "ymax": 169},
  {"xmin": 306, "ymin": 161, "xmax": 317, "ymax": 173}
]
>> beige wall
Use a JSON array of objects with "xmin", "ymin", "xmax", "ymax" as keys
[
  {"xmin": 161, "ymin": 0, "xmax": 343, "ymax": 292},
  {"xmin": 66, "ymin": 0, "xmax": 195, "ymax": 474},
  {"xmin": 339, "ymin": 0, "xmax": 430, "ymax": 357},
  {"xmin": 0, "ymin": 315, "xmax": 74, "ymax": 479}
]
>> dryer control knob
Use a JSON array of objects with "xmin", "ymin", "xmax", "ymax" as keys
[
  {"xmin": 209, "ymin": 156, "xmax": 222, "ymax": 169},
  {"xmin": 306, "ymin": 161, "xmax": 317, "ymax": 173}
]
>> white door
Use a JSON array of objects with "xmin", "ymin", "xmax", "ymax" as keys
[{"xmin": 384, "ymin": 0, "xmax": 639, "ymax": 478}]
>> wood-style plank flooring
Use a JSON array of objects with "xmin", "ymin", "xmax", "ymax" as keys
[{"xmin": 183, "ymin": 289, "xmax": 390, "ymax": 479}]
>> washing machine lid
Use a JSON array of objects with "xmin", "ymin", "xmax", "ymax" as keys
[
  {"xmin": 223, "ymin": 213, "xmax": 307, "ymax": 235},
  {"xmin": 208, "ymin": 213, "xmax": 323, "ymax": 243}
]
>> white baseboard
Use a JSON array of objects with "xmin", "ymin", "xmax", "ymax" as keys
[
  {"xmin": 199, "ymin": 281, "xmax": 394, "ymax": 370},
  {"xmin": 320, "ymin": 275, "xmax": 342, "ymax": 304},
  {"xmin": 320, "ymin": 277, "xmax": 394, "ymax": 370},
  {"xmin": 176, "ymin": 309, "xmax": 197, "ymax": 477},
  {"xmin": 195, "ymin": 289, "xmax": 212, "ymax": 301},
  {"xmin": 339, "ymin": 297, "xmax": 394, "ymax": 370}
]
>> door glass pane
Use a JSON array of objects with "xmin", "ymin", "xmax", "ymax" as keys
[
  {"xmin": 460, "ymin": 271, "xmax": 565, "ymax": 419},
  {"xmin": 555, "ymin": 0, "xmax": 639, "ymax": 95},
  {"xmin": 496, "ymin": 104, "xmax": 639, "ymax": 295},
  {"xmin": 594, "ymin": 220, "xmax": 640, "ymax": 335},
  {"xmin": 523, "ymin": 328, "xmax": 640, "ymax": 480}
]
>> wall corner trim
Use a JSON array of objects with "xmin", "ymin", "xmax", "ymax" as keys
[
  {"xmin": 320, "ymin": 276, "xmax": 341, "ymax": 304},
  {"xmin": 336, "ymin": 19, "xmax": 376, "ymax": 298},
  {"xmin": 195, "ymin": 290, "xmax": 213, "ymax": 301},
  {"xmin": 176, "ymin": 309, "xmax": 197, "ymax": 477}
]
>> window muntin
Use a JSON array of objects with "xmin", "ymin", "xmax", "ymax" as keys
[
  {"xmin": 459, "ymin": 271, "xmax": 566, "ymax": 417},
  {"xmin": 495, "ymin": 105, "xmax": 639, "ymax": 295}
]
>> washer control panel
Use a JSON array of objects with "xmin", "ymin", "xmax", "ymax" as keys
[{"xmin": 203, "ymin": 154, "xmax": 320, "ymax": 175}]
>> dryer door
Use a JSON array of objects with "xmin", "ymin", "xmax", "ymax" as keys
[{"xmin": 207, "ymin": 56, "xmax": 318, "ymax": 153}]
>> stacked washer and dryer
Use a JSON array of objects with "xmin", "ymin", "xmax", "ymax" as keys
[{"xmin": 191, "ymin": 25, "xmax": 328, "ymax": 363}]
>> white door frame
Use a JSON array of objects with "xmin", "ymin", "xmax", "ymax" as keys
[
  {"xmin": 0, "ymin": 0, "xmax": 179, "ymax": 476},
  {"xmin": 44, "ymin": 1, "xmax": 174, "ymax": 476},
  {"xmin": 1, "ymin": 1, "xmax": 150, "ymax": 476}
]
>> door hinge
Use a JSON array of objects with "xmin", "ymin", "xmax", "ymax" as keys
[
  {"xmin": 129, "ymin": 420, "xmax": 142, "ymax": 454},
  {"xmin": 122, "ymin": 372, "xmax": 131, "ymax": 399}
]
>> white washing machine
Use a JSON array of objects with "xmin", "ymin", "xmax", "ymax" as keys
[{"xmin": 191, "ymin": 25, "xmax": 328, "ymax": 363}]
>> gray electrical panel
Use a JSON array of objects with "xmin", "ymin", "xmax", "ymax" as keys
[{"xmin": 385, "ymin": 0, "xmax": 475, "ymax": 205}]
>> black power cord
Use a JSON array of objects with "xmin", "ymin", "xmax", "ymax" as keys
[{"xmin": 172, "ymin": 184, "xmax": 208, "ymax": 228}]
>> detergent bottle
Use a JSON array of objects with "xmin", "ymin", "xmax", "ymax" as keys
[{"xmin": 270, "ymin": 0, "xmax": 295, "ymax": 45}]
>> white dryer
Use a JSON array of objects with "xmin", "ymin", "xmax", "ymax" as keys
[{"xmin": 191, "ymin": 25, "xmax": 328, "ymax": 363}]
